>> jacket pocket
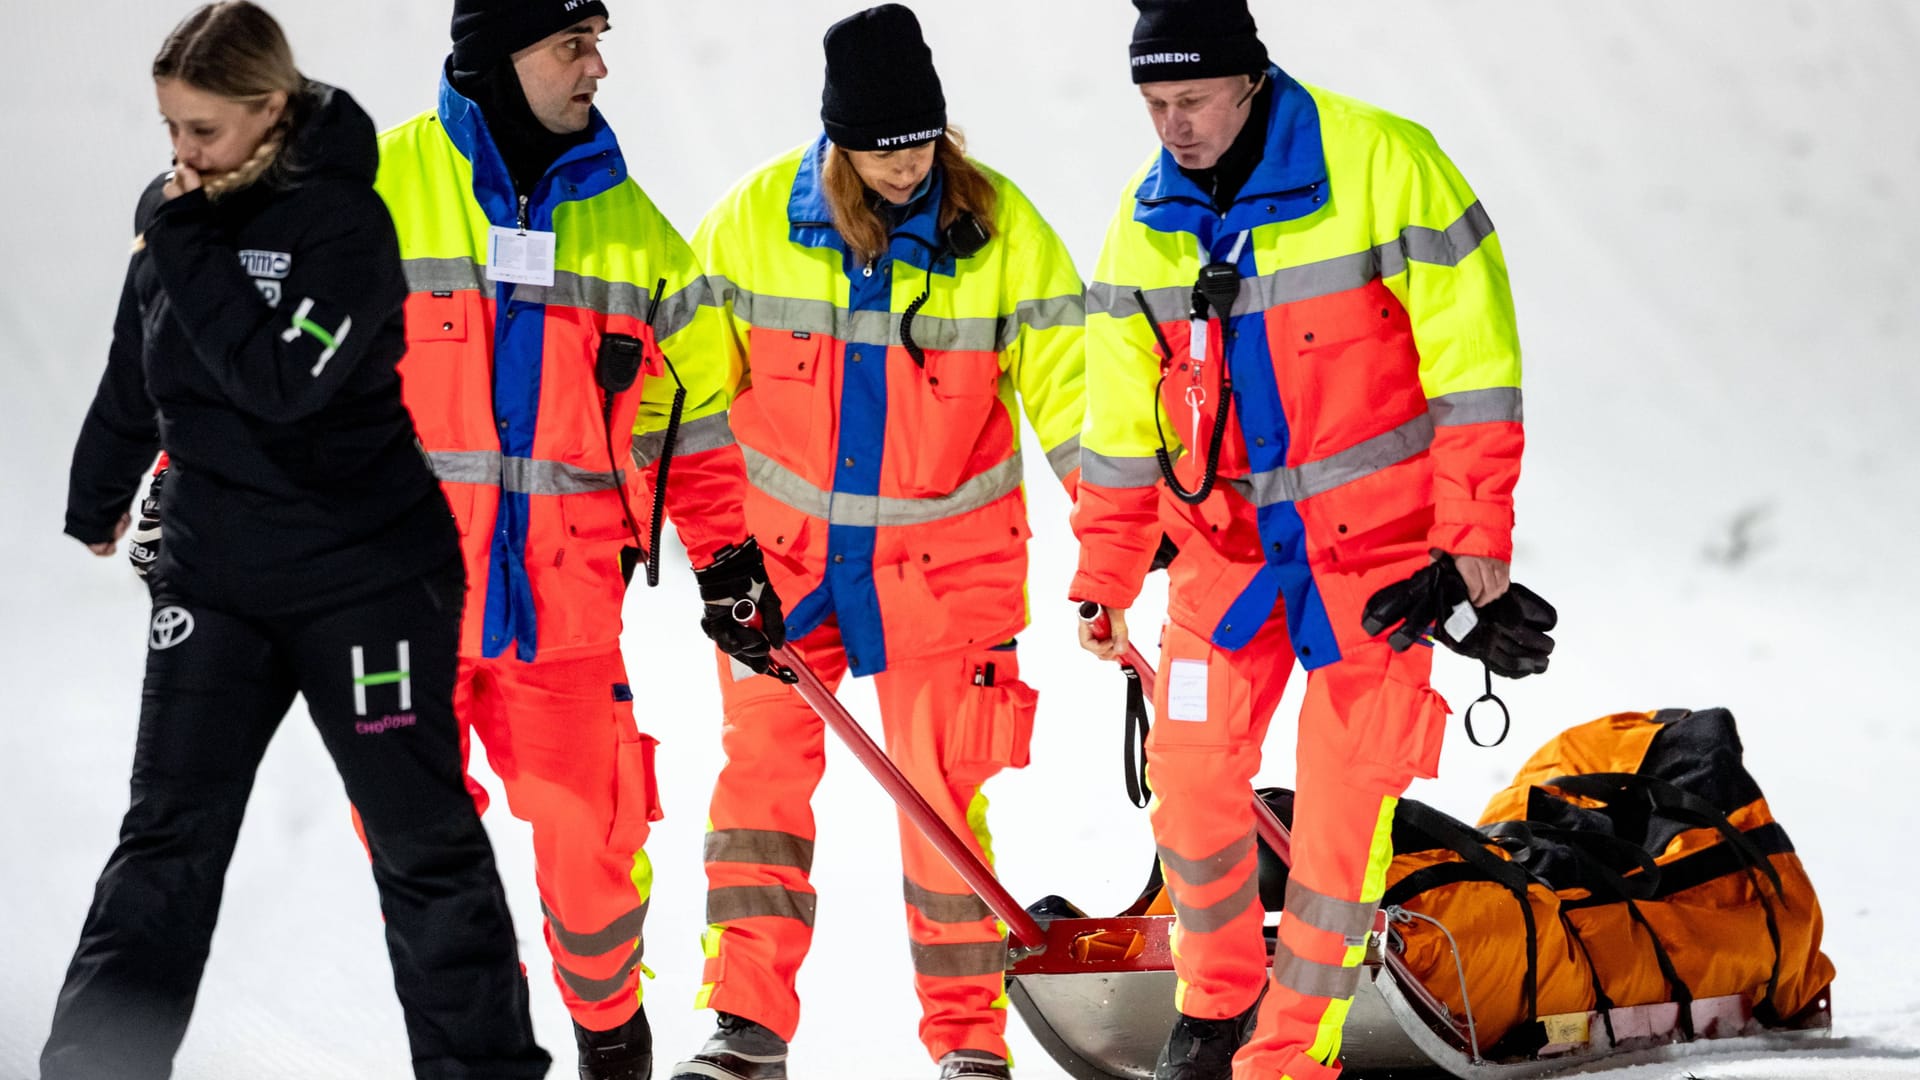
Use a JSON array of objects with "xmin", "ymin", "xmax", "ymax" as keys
[
  {"xmin": 902, "ymin": 349, "xmax": 1003, "ymax": 496},
  {"xmin": 562, "ymin": 489, "xmax": 641, "ymax": 545},
  {"xmin": 608, "ymin": 728, "xmax": 664, "ymax": 852},
  {"xmin": 1345, "ymin": 666, "xmax": 1450, "ymax": 791}
]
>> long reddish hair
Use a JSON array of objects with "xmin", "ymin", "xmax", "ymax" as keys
[{"xmin": 823, "ymin": 128, "xmax": 998, "ymax": 264}]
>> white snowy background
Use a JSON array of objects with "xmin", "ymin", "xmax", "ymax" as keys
[{"xmin": 3, "ymin": 1, "xmax": 1917, "ymax": 1077}]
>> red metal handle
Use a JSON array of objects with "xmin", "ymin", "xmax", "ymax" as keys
[
  {"xmin": 738, "ymin": 603, "xmax": 1045, "ymax": 950},
  {"xmin": 1079, "ymin": 601, "xmax": 1292, "ymax": 864}
]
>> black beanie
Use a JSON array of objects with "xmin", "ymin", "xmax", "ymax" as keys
[
  {"xmin": 452, "ymin": 0, "xmax": 610, "ymax": 73},
  {"xmin": 820, "ymin": 5, "xmax": 947, "ymax": 152},
  {"xmin": 1129, "ymin": 0, "xmax": 1269, "ymax": 85}
]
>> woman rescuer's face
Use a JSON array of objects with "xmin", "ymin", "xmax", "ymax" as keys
[
  {"xmin": 848, "ymin": 142, "xmax": 937, "ymax": 205},
  {"xmin": 155, "ymin": 77, "xmax": 286, "ymax": 175}
]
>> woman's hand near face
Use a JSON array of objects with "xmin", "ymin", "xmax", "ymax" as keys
[{"xmin": 163, "ymin": 164, "xmax": 202, "ymax": 201}]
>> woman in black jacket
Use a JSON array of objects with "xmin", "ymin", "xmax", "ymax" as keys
[{"xmin": 48, "ymin": 5, "xmax": 550, "ymax": 1078}]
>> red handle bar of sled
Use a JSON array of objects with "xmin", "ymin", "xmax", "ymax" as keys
[
  {"xmin": 735, "ymin": 601, "xmax": 1047, "ymax": 952},
  {"xmin": 1078, "ymin": 602, "xmax": 1293, "ymax": 864}
]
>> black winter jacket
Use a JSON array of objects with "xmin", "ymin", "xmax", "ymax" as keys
[{"xmin": 65, "ymin": 82, "xmax": 456, "ymax": 614}]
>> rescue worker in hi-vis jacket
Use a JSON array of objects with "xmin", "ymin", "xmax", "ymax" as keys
[
  {"xmin": 371, "ymin": 2, "xmax": 785, "ymax": 1076},
  {"xmin": 1072, "ymin": 2, "xmax": 1543, "ymax": 1078},
  {"xmin": 667, "ymin": 7, "xmax": 1086, "ymax": 1080}
]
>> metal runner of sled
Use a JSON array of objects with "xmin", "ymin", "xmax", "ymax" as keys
[{"xmin": 735, "ymin": 601, "xmax": 1834, "ymax": 1078}]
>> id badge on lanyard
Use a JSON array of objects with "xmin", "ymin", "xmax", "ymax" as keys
[{"xmin": 486, "ymin": 225, "xmax": 557, "ymax": 288}]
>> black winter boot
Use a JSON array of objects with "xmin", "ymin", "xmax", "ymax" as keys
[
  {"xmin": 938, "ymin": 1049, "xmax": 1013, "ymax": 1078},
  {"xmin": 667, "ymin": 1013, "xmax": 788, "ymax": 1080},
  {"xmin": 1152, "ymin": 1001, "xmax": 1258, "ymax": 1080},
  {"xmin": 577, "ymin": 1007, "xmax": 652, "ymax": 1080}
]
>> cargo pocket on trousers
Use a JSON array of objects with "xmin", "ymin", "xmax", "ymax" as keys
[
  {"xmin": 608, "ymin": 730, "xmax": 664, "ymax": 853},
  {"xmin": 945, "ymin": 677, "xmax": 1039, "ymax": 789},
  {"xmin": 1346, "ymin": 672, "xmax": 1450, "ymax": 792}
]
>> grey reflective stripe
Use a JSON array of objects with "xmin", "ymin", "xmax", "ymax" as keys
[
  {"xmin": 1170, "ymin": 871, "xmax": 1261, "ymax": 935},
  {"xmin": 1271, "ymin": 939, "xmax": 1364, "ymax": 1000},
  {"xmin": 997, "ymin": 293, "xmax": 1087, "ymax": 349},
  {"xmin": 403, "ymin": 256, "xmax": 484, "ymax": 294},
  {"xmin": 1429, "ymin": 387, "xmax": 1522, "ymax": 427},
  {"xmin": 1283, "ymin": 880, "xmax": 1378, "ymax": 940},
  {"xmin": 910, "ymin": 939, "xmax": 1008, "ymax": 978},
  {"xmin": 1082, "ymin": 451, "xmax": 1162, "ymax": 490},
  {"xmin": 703, "ymin": 828, "xmax": 815, "ymax": 872},
  {"xmin": 1086, "ymin": 280, "xmax": 1188, "ymax": 324},
  {"xmin": 743, "ymin": 447, "xmax": 1023, "ymax": 528},
  {"xmin": 401, "ymin": 257, "xmax": 709, "ymax": 338},
  {"xmin": 428, "ymin": 449, "xmax": 503, "ymax": 485},
  {"xmin": 1158, "ymin": 831, "xmax": 1256, "ymax": 888},
  {"xmin": 633, "ymin": 411, "xmax": 737, "ymax": 468},
  {"xmin": 1235, "ymin": 413, "xmax": 1435, "ymax": 508},
  {"xmin": 555, "ymin": 942, "xmax": 644, "ymax": 1002},
  {"xmin": 541, "ymin": 899, "xmax": 648, "ymax": 957},
  {"xmin": 1236, "ymin": 250, "xmax": 1378, "ymax": 316},
  {"xmin": 503, "ymin": 457, "xmax": 622, "ymax": 495},
  {"xmin": 720, "ymin": 279, "xmax": 1003, "ymax": 352},
  {"xmin": 903, "ymin": 878, "xmax": 993, "ymax": 924},
  {"xmin": 707, "ymin": 884, "xmax": 818, "ymax": 927},
  {"xmin": 1044, "ymin": 436, "xmax": 1082, "ymax": 481},
  {"xmin": 1396, "ymin": 201, "xmax": 1496, "ymax": 269}
]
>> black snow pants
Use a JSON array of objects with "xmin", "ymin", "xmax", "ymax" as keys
[{"xmin": 39, "ymin": 561, "xmax": 551, "ymax": 1080}]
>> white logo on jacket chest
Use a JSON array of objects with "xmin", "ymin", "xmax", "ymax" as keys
[{"xmin": 238, "ymin": 249, "xmax": 292, "ymax": 305}]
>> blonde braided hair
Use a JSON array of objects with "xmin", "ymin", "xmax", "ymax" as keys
[{"xmin": 154, "ymin": 2, "xmax": 307, "ymax": 200}]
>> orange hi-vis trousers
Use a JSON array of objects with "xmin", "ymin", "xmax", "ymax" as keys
[
  {"xmin": 456, "ymin": 647, "xmax": 662, "ymax": 1033},
  {"xmin": 695, "ymin": 620, "xmax": 1037, "ymax": 1063},
  {"xmin": 1147, "ymin": 613, "xmax": 1449, "ymax": 1080}
]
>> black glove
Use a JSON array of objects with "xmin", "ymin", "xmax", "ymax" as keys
[
  {"xmin": 695, "ymin": 538, "xmax": 793, "ymax": 681},
  {"xmin": 1360, "ymin": 555, "xmax": 1470, "ymax": 651},
  {"xmin": 128, "ymin": 468, "xmax": 166, "ymax": 580},
  {"xmin": 1440, "ymin": 583, "xmax": 1558, "ymax": 678}
]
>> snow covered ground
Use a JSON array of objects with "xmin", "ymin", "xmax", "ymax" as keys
[{"xmin": 4, "ymin": 1, "xmax": 1917, "ymax": 1077}]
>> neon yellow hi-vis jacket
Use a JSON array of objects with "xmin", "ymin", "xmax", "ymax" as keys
[
  {"xmin": 695, "ymin": 137, "xmax": 1085, "ymax": 676},
  {"xmin": 375, "ymin": 74, "xmax": 747, "ymax": 663},
  {"xmin": 1072, "ymin": 70, "xmax": 1524, "ymax": 667}
]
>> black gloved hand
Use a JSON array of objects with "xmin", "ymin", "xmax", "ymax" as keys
[
  {"xmin": 1438, "ymin": 583, "xmax": 1558, "ymax": 678},
  {"xmin": 695, "ymin": 537, "xmax": 794, "ymax": 681},
  {"xmin": 128, "ymin": 468, "xmax": 166, "ymax": 580},
  {"xmin": 1361, "ymin": 555, "xmax": 1471, "ymax": 651}
]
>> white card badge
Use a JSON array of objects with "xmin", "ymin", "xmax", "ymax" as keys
[
  {"xmin": 1166, "ymin": 659, "xmax": 1210, "ymax": 723},
  {"xmin": 486, "ymin": 226, "xmax": 556, "ymax": 287},
  {"xmin": 1189, "ymin": 317, "xmax": 1209, "ymax": 362}
]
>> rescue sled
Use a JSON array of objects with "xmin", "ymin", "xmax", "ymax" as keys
[{"xmin": 739, "ymin": 604, "xmax": 1835, "ymax": 1079}]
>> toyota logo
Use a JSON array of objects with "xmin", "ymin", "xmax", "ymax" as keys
[{"xmin": 150, "ymin": 606, "xmax": 195, "ymax": 650}]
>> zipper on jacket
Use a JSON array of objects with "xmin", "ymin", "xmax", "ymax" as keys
[
  {"xmin": 517, "ymin": 195, "xmax": 530, "ymax": 231},
  {"xmin": 862, "ymin": 258, "xmax": 875, "ymax": 279}
]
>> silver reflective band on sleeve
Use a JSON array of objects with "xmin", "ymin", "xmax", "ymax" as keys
[
  {"xmin": 1158, "ymin": 831, "xmax": 1257, "ymax": 888},
  {"xmin": 1169, "ymin": 871, "xmax": 1261, "ymax": 935},
  {"xmin": 1082, "ymin": 451, "xmax": 1163, "ymax": 490},
  {"xmin": 555, "ymin": 942, "xmax": 644, "ymax": 1002},
  {"xmin": 541, "ymin": 899, "xmax": 649, "ymax": 956},
  {"xmin": 1428, "ymin": 387, "xmax": 1522, "ymax": 427},
  {"xmin": 995, "ymin": 292, "xmax": 1087, "ymax": 350},
  {"xmin": 1044, "ymin": 436, "xmax": 1082, "ymax": 481},
  {"xmin": 633, "ymin": 411, "xmax": 737, "ymax": 468},
  {"xmin": 1234, "ymin": 413, "xmax": 1434, "ymax": 508},
  {"xmin": 903, "ymin": 877, "xmax": 993, "ymax": 924},
  {"xmin": 703, "ymin": 828, "xmax": 815, "ymax": 873},
  {"xmin": 1386, "ymin": 201, "xmax": 1496, "ymax": 273},
  {"xmin": 910, "ymin": 939, "xmax": 1009, "ymax": 978},
  {"xmin": 717, "ymin": 278, "xmax": 1003, "ymax": 353},
  {"xmin": 1283, "ymin": 880, "xmax": 1379, "ymax": 940},
  {"xmin": 1271, "ymin": 939, "xmax": 1365, "ymax": 1000},
  {"xmin": 706, "ymin": 884, "xmax": 819, "ymax": 928},
  {"xmin": 1087, "ymin": 280, "xmax": 1188, "ymax": 324},
  {"xmin": 743, "ymin": 447, "xmax": 1023, "ymax": 528}
]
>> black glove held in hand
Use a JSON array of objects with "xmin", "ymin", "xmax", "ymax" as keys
[
  {"xmin": 1361, "ymin": 556, "xmax": 1471, "ymax": 651},
  {"xmin": 695, "ymin": 538, "xmax": 792, "ymax": 680},
  {"xmin": 128, "ymin": 468, "xmax": 166, "ymax": 580},
  {"xmin": 1439, "ymin": 584, "xmax": 1558, "ymax": 678}
]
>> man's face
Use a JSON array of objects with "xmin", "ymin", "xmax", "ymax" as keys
[
  {"xmin": 512, "ymin": 15, "xmax": 611, "ymax": 135},
  {"xmin": 1140, "ymin": 75, "xmax": 1261, "ymax": 170}
]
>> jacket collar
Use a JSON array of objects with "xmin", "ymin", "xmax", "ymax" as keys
[
  {"xmin": 435, "ymin": 64, "xmax": 628, "ymax": 231},
  {"xmin": 788, "ymin": 135, "xmax": 954, "ymax": 276},
  {"xmin": 1134, "ymin": 65, "xmax": 1328, "ymax": 240}
]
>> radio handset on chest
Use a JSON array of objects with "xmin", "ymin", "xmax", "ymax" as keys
[
  {"xmin": 593, "ymin": 278, "xmax": 686, "ymax": 588},
  {"xmin": 901, "ymin": 211, "xmax": 989, "ymax": 369},
  {"xmin": 1141, "ymin": 231, "xmax": 1249, "ymax": 507}
]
